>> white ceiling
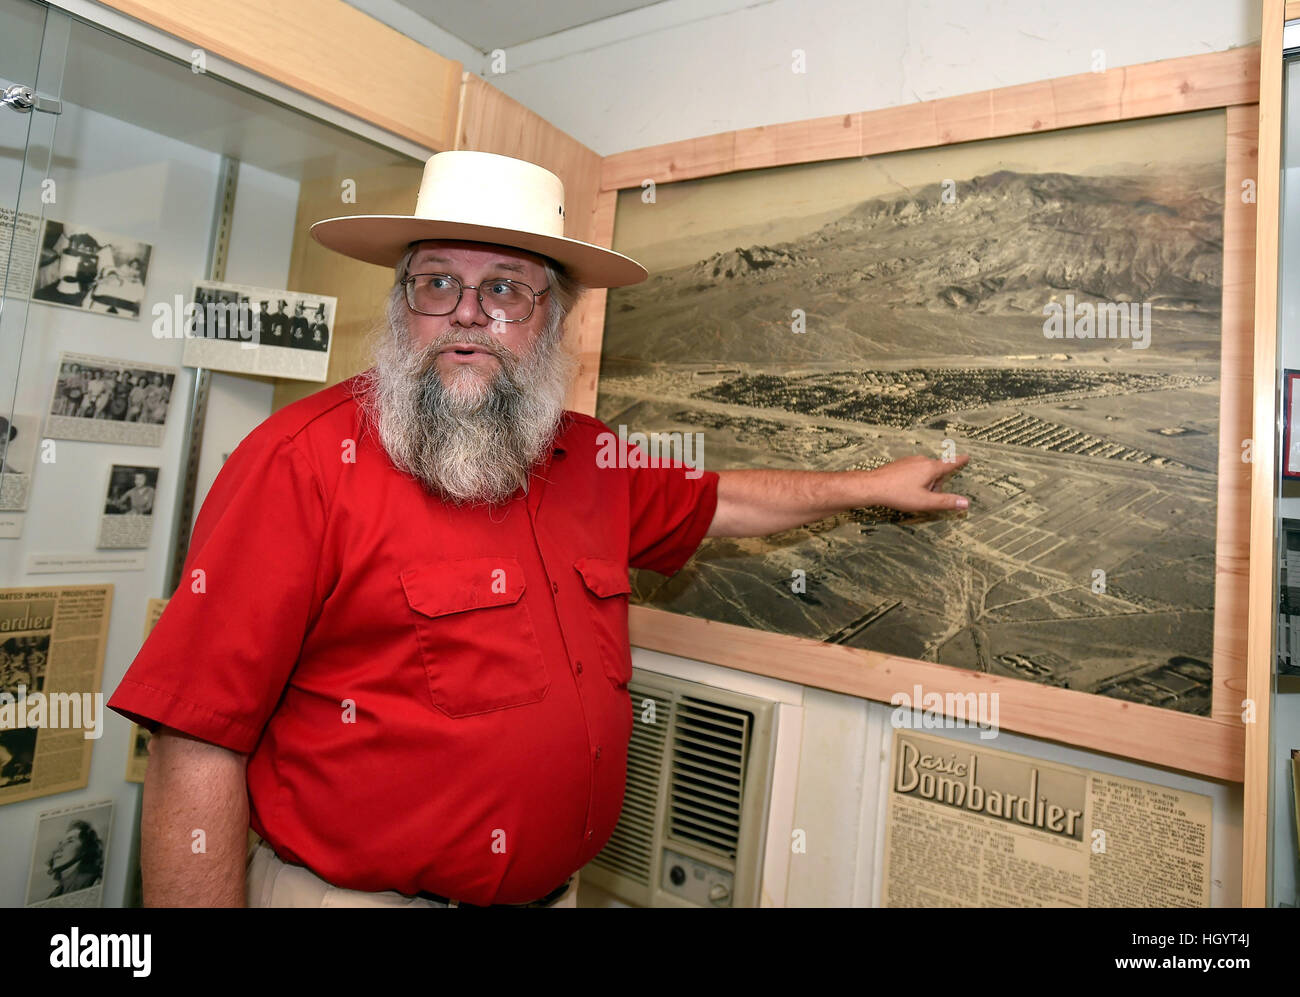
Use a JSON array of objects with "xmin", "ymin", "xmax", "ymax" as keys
[{"xmin": 392, "ymin": 0, "xmax": 667, "ymax": 50}]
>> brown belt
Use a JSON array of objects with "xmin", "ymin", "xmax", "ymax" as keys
[{"xmin": 417, "ymin": 877, "xmax": 573, "ymax": 908}]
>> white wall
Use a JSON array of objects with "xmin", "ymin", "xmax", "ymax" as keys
[
  {"xmin": 360, "ymin": 0, "xmax": 1264, "ymax": 156},
  {"xmin": 0, "ymin": 98, "xmax": 296, "ymax": 909}
]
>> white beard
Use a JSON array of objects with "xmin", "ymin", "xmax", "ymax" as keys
[{"xmin": 361, "ymin": 317, "xmax": 577, "ymax": 506}]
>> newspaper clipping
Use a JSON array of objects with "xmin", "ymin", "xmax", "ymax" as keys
[
  {"xmin": 179, "ymin": 279, "xmax": 337, "ymax": 382},
  {"xmin": 97, "ymin": 464, "xmax": 158, "ymax": 549},
  {"xmin": 45, "ymin": 351, "xmax": 177, "ymax": 447},
  {"xmin": 1, "ymin": 412, "xmax": 40, "ymax": 513},
  {"xmin": 31, "ymin": 219, "xmax": 152, "ymax": 319},
  {"xmin": 125, "ymin": 597, "xmax": 167, "ymax": 783},
  {"xmin": 0, "ymin": 207, "xmax": 41, "ymax": 296},
  {"xmin": 0, "ymin": 585, "xmax": 113, "ymax": 807},
  {"xmin": 881, "ymin": 730, "xmax": 1212, "ymax": 907},
  {"xmin": 25, "ymin": 798, "xmax": 114, "ymax": 907}
]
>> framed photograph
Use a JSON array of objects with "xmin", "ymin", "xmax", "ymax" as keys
[
  {"xmin": 180, "ymin": 279, "xmax": 337, "ymax": 382},
  {"xmin": 24, "ymin": 800, "xmax": 114, "ymax": 907},
  {"xmin": 591, "ymin": 50, "xmax": 1259, "ymax": 780},
  {"xmin": 1283, "ymin": 370, "xmax": 1300, "ymax": 479},
  {"xmin": 97, "ymin": 464, "xmax": 159, "ymax": 549},
  {"xmin": 44, "ymin": 351, "xmax": 178, "ymax": 447},
  {"xmin": 30, "ymin": 220, "xmax": 152, "ymax": 319}
]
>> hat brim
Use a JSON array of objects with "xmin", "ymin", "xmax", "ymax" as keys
[{"xmin": 309, "ymin": 216, "xmax": 647, "ymax": 289}]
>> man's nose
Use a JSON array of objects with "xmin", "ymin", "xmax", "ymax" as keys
[{"xmin": 452, "ymin": 286, "xmax": 487, "ymax": 327}]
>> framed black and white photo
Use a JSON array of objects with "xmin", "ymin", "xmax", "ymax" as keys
[
  {"xmin": 97, "ymin": 464, "xmax": 159, "ymax": 549},
  {"xmin": 179, "ymin": 279, "xmax": 337, "ymax": 382},
  {"xmin": 44, "ymin": 352, "xmax": 178, "ymax": 447},
  {"xmin": 25, "ymin": 799, "xmax": 113, "ymax": 907},
  {"xmin": 30, "ymin": 220, "xmax": 152, "ymax": 319}
]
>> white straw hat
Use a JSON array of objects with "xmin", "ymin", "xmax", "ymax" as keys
[{"xmin": 310, "ymin": 151, "xmax": 647, "ymax": 289}]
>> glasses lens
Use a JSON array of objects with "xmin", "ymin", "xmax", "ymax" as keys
[
  {"xmin": 480, "ymin": 279, "xmax": 533, "ymax": 321},
  {"xmin": 408, "ymin": 274, "xmax": 462, "ymax": 315}
]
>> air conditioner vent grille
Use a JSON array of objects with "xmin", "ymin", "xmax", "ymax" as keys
[
  {"xmin": 667, "ymin": 696, "xmax": 752, "ymax": 859},
  {"xmin": 588, "ymin": 685, "xmax": 670, "ymax": 885}
]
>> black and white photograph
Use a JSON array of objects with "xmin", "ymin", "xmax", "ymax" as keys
[
  {"xmin": 0, "ymin": 412, "xmax": 40, "ymax": 514},
  {"xmin": 0, "ymin": 728, "xmax": 36, "ymax": 790},
  {"xmin": 97, "ymin": 464, "xmax": 159, "ymax": 549},
  {"xmin": 30, "ymin": 220, "xmax": 152, "ymax": 319},
  {"xmin": 25, "ymin": 799, "xmax": 114, "ymax": 907},
  {"xmin": 45, "ymin": 351, "xmax": 178, "ymax": 447},
  {"xmin": 0, "ymin": 634, "xmax": 50, "ymax": 699},
  {"xmin": 599, "ymin": 110, "xmax": 1224, "ymax": 715},
  {"xmin": 182, "ymin": 279, "xmax": 337, "ymax": 382}
]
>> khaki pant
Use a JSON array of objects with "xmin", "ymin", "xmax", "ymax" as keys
[{"xmin": 245, "ymin": 839, "xmax": 578, "ymax": 908}]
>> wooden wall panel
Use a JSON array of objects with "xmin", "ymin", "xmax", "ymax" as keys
[
  {"xmin": 455, "ymin": 73, "xmax": 607, "ymax": 414},
  {"xmin": 272, "ymin": 162, "xmax": 425, "ymax": 412},
  {"xmin": 99, "ymin": 0, "xmax": 461, "ymax": 150}
]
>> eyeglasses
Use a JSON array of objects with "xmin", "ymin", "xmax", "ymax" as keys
[{"xmin": 401, "ymin": 272, "xmax": 549, "ymax": 323}]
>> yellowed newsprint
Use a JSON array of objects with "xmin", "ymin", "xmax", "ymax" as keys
[
  {"xmin": 124, "ymin": 597, "xmax": 167, "ymax": 783},
  {"xmin": 0, "ymin": 585, "xmax": 113, "ymax": 806},
  {"xmin": 882, "ymin": 730, "xmax": 1211, "ymax": 907}
]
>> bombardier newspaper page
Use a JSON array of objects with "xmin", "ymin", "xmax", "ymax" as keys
[
  {"xmin": 881, "ymin": 730, "xmax": 1212, "ymax": 907},
  {"xmin": 0, "ymin": 586, "xmax": 113, "ymax": 806}
]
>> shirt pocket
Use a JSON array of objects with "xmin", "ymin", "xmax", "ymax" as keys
[
  {"xmin": 400, "ymin": 557, "xmax": 550, "ymax": 718},
  {"xmin": 573, "ymin": 556, "xmax": 633, "ymax": 689}
]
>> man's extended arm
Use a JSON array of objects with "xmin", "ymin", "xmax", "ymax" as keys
[
  {"xmin": 707, "ymin": 454, "xmax": 970, "ymax": 538},
  {"xmin": 140, "ymin": 727, "xmax": 249, "ymax": 907}
]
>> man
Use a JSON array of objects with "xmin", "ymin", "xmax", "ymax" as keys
[
  {"xmin": 253, "ymin": 300, "xmax": 270, "ymax": 344},
  {"xmin": 309, "ymin": 303, "xmax": 330, "ymax": 351},
  {"xmin": 141, "ymin": 373, "xmax": 169, "ymax": 425},
  {"xmin": 289, "ymin": 301, "xmax": 310, "ymax": 346},
  {"xmin": 108, "ymin": 151, "xmax": 968, "ymax": 909},
  {"xmin": 112, "ymin": 471, "xmax": 155, "ymax": 515},
  {"xmin": 266, "ymin": 299, "xmax": 290, "ymax": 346}
]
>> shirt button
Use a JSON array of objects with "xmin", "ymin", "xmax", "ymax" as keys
[
  {"xmin": 586, "ymin": 830, "xmax": 593, "ymax": 840},
  {"xmin": 594, "ymin": 747, "xmax": 602, "ymax": 761},
  {"xmin": 551, "ymin": 581, "xmax": 559, "ymax": 593},
  {"xmin": 575, "ymin": 661, "xmax": 583, "ymax": 675}
]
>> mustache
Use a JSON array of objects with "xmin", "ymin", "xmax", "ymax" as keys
[{"xmin": 414, "ymin": 328, "xmax": 519, "ymax": 373}]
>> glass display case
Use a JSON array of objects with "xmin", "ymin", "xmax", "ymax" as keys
[{"xmin": 0, "ymin": 0, "xmax": 423, "ymax": 907}]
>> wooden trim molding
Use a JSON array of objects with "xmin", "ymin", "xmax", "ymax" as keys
[
  {"xmin": 1242, "ymin": 0, "xmax": 1287, "ymax": 910},
  {"xmin": 631, "ymin": 606, "xmax": 1244, "ymax": 781},
  {"xmin": 97, "ymin": 0, "xmax": 462, "ymax": 151},
  {"xmin": 602, "ymin": 48, "xmax": 1260, "ymax": 191}
]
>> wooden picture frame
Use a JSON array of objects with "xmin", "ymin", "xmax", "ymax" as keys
[{"xmin": 590, "ymin": 49, "xmax": 1261, "ymax": 782}]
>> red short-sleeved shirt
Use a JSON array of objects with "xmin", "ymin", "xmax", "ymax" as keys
[{"xmin": 108, "ymin": 373, "xmax": 719, "ymax": 905}]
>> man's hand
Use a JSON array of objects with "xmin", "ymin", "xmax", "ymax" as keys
[
  {"xmin": 707, "ymin": 454, "xmax": 971, "ymax": 538},
  {"xmin": 863, "ymin": 453, "xmax": 970, "ymax": 514}
]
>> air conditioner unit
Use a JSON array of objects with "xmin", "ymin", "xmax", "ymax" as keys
[{"xmin": 582, "ymin": 667, "xmax": 779, "ymax": 907}]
